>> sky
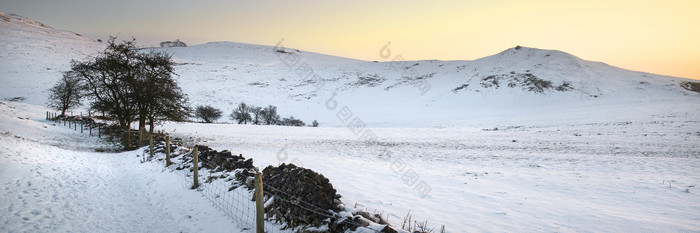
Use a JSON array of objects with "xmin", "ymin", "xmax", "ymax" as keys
[{"xmin": 2, "ymin": 0, "xmax": 700, "ymax": 80}]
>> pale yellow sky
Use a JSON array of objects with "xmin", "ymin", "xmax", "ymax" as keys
[{"xmin": 4, "ymin": 0, "xmax": 700, "ymax": 79}]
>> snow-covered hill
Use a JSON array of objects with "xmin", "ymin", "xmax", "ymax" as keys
[
  {"xmin": 0, "ymin": 11, "xmax": 104, "ymax": 104},
  {"xmin": 1, "ymin": 12, "xmax": 699, "ymax": 233},
  {"xmin": 1, "ymin": 12, "xmax": 698, "ymax": 127},
  {"xmin": 157, "ymin": 42, "xmax": 698, "ymax": 127}
]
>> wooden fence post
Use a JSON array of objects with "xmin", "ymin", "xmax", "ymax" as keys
[
  {"xmin": 80, "ymin": 120, "xmax": 83, "ymax": 133},
  {"xmin": 165, "ymin": 136, "xmax": 171, "ymax": 166},
  {"xmin": 193, "ymin": 146, "xmax": 199, "ymax": 189},
  {"xmin": 255, "ymin": 172, "xmax": 264, "ymax": 233}
]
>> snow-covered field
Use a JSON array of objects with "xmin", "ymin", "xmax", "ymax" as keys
[
  {"xmin": 1, "ymin": 99, "xmax": 698, "ymax": 232},
  {"xmin": 153, "ymin": 102, "xmax": 700, "ymax": 232}
]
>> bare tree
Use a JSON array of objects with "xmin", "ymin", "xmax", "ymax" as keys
[
  {"xmin": 195, "ymin": 105, "xmax": 222, "ymax": 123},
  {"xmin": 249, "ymin": 106, "xmax": 263, "ymax": 125},
  {"xmin": 230, "ymin": 102, "xmax": 252, "ymax": 124},
  {"xmin": 134, "ymin": 49, "xmax": 190, "ymax": 132},
  {"xmin": 260, "ymin": 105, "xmax": 280, "ymax": 125},
  {"xmin": 71, "ymin": 37, "xmax": 190, "ymax": 131},
  {"xmin": 71, "ymin": 37, "xmax": 140, "ymax": 130},
  {"xmin": 47, "ymin": 71, "xmax": 82, "ymax": 116}
]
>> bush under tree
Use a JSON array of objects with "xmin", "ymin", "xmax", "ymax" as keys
[{"xmin": 195, "ymin": 105, "xmax": 222, "ymax": 123}]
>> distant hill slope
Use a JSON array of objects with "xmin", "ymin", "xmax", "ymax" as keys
[
  {"xmin": 159, "ymin": 42, "xmax": 698, "ymax": 127},
  {"xmin": 1, "ymin": 12, "xmax": 697, "ymax": 127},
  {"xmin": 0, "ymin": 11, "xmax": 104, "ymax": 104}
]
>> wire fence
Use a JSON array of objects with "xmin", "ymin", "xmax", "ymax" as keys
[
  {"xmin": 160, "ymin": 144, "xmax": 299, "ymax": 232},
  {"xmin": 162, "ymin": 147, "xmax": 261, "ymax": 232},
  {"xmin": 152, "ymin": 141, "xmax": 390, "ymax": 233},
  {"xmin": 46, "ymin": 111, "xmax": 105, "ymax": 137}
]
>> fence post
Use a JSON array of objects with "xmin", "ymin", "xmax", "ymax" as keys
[
  {"xmin": 193, "ymin": 146, "xmax": 199, "ymax": 189},
  {"xmin": 149, "ymin": 134, "xmax": 154, "ymax": 160},
  {"xmin": 165, "ymin": 136, "xmax": 171, "ymax": 166},
  {"xmin": 255, "ymin": 172, "xmax": 264, "ymax": 233},
  {"xmin": 80, "ymin": 120, "xmax": 83, "ymax": 133},
  {"xmin": 89, "ymin": 122, "xmax": 92, "ymax": 136},
  {"xmin": 46, "ymin": 111, "xmax": 48, "ymax": 120},
  {"xmin": 74, "ymin": 120, "xmax": 77, "ymax": 131}
]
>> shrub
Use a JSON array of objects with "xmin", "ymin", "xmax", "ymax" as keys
[
  {"xmin": 229, "ymin": 102, "xmax": 252, "ymax": 124},
  {"xmin": 555, "ymin": 81, "xmax": 573, "ymax": 91},
  {"xmin": 195, "ymin": 105, "xmax": 222, "ymax": 123},
  {"xmin": 680, "ymin": 81, "xmax": 700, "ymax": 94},
  {"xmin": 523, "ymin": 76, "xmax": 553, "ymax": 93},
  {"xmin": 279, "ymin": 116, "xmax": 305, "ymax": 127},
  {"xmin": 453, "ymin": 84, "xmax": 469, "ymax": 92}
]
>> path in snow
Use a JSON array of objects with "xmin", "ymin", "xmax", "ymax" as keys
[{"xmin": 0, "ymin": 102, "xmax": 244, "ymax": 233}]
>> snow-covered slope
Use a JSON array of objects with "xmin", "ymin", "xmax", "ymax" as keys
[
  {"xmin": 0, "ymin": 102, "xmax": 243, "ymax": 233},
  {"xmin": 1, "ymin": 12, "xmax": 698, "ymax": 127},
  {"xmin": 159, "ymin": 43, "xmax": 698, "ymax": 127},
  {"xmin": 0, "ymin": 12, "xmax": 104, "ymax": 104}
]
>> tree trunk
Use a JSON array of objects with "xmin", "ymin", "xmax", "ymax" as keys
[
  {"xmin": 148, "ymin": 116, "xmax": 155, "ymax": 133},
  {"xmin": 138, "ymin": 108, "xmax": 147, "ymax": 133}
]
